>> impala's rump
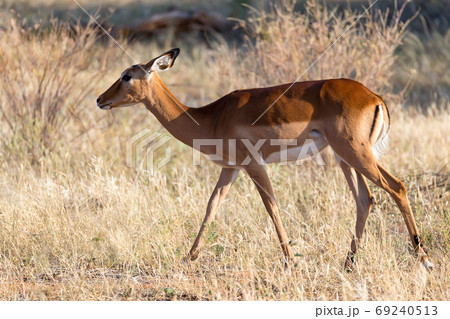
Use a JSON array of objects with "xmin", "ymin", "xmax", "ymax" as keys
[{"xmin": 370, "ymin": 102, "xmax": 391, "ymax": 159}]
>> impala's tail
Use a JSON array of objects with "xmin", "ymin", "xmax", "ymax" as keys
[{"xmin": 370, "ymin": 99, "xmax": 390, "ymax": 159}]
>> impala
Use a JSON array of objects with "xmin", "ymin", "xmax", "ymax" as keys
[{"xmin": 97, "ymin": 48, "xmax": 433, "ymax": 270}]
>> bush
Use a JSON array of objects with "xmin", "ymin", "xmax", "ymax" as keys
[
  {"xmin": 209, "ymin": 0, "xmax": 414, "ymax": 102},
  {"xmin": 0, "ymin": 19, "xmax": 111, "ymax": 163}
]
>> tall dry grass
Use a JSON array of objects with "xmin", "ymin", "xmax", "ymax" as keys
[
  {"xmin": 208, "ymin": 0, "xmax": 413, "ymax": 104},
  {"xmin": 0, "ymin": 0, "xmax": 448, "ymax": 300},
  {"xmin": 0, "ymin": 19, "xmax": 112, "ymax": 164},
  {"xmin": 394, "ymin": 30, "xmax": 450, "ymax": 107}
]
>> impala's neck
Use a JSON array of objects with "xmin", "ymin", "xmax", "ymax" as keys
[{"xmin": 142, "ymin": 73, "xmax": 211, "ymax": 147}]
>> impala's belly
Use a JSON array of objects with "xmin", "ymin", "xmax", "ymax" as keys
[
  {"xmin": 264, "ymin": 130, "xmax": 328, "ymax": 164},
  {"xmin": 205, "ymin": 125, "xmax": 327, "ymax": 167}
]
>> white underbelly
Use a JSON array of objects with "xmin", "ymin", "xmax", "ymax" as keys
[
  {"xmin": 203, "ymin": 131, "xmax": 328, "ymax": 166},
  {"xmin": 264, "ymin": 137, "xmax": 328, "ymax": 164}
]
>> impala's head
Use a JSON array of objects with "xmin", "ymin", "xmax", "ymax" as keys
[{"xmin": 97, "ymin": 48, "xmax": 180, "ymax": 110}]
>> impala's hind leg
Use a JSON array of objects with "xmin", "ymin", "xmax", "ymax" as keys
[
  {"xmin": 330, "ymin": 141, "xmax": 433, "ymax": 269},
  {"xmin": 335, "ymin": 156, "xmax": 374, "ymax": 271},
  {"xmin": 373, "ymin": 164, "xmax": 433, "ymax": 269}
]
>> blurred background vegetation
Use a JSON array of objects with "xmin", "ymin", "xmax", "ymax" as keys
[
  {"xmin": 0, "ymin": 0, "xmax": 448, "ymax": 300},
  {"xmin": 0, "ymin": 0, "xmax": 450, "ymax": 108},
  {"xmin": 1, "ymin": 0, "xmax": 448, "ymax": 107}
]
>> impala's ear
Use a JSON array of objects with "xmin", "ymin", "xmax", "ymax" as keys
[{"xmin": 145, "ymin": 48, "xmax": 180, "ymax": 73}]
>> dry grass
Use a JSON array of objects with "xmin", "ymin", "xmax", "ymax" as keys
[
  {"xmin": 0, "ymin": 19, "xmax": 113, "ymax": 163},
  {"xmin": 208, "ymin": 0, "xmax": 412, "ymax": 103},
  {"xmin": 0, "ymin": 0, "xmax": 448, "ymax": 300},
  {"xmin": 394, "ymin": 30, "xmax": 450, "ymax": 107}
]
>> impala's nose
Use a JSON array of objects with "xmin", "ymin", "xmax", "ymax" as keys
[{"xmin": 96, "ymin": 96, "xmax": 101, "ymax": 104}]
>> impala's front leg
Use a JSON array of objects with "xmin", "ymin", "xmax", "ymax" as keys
[
  {"xmin": 185, "ymin": 167, "xmax": 239, "ymax": 261},
  {"xmin": 245, "ymin": 165, "xmax": 294, "ymax": 261}
]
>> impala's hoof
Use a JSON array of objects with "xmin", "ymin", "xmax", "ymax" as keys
[
  {"xmin": 182, "ymin": 255, "xmax": 195, "ymax": 264},
  {"xmin": 344, "ymin": 262, "xmax": 354, "ymax": 273},
  {"xmin": 344, "ymin": 251, "xmax": 355, "ymax": 273},
  {"xmin": 421, "ymin": 257, "xmax": 434, "ymax": 271},
  {"xmin": 182, "ymin": 253, "xmax": 198, "ymax": 263}
]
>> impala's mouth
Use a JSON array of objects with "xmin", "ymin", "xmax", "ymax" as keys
[{"xmin": 98, "ymin": 103, "xmax": 112, "ymax": 110}]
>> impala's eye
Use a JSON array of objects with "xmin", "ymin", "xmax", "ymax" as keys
[{"xmin": 122, "ymin": 75, "xmax": 132, "ymax": 82}]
